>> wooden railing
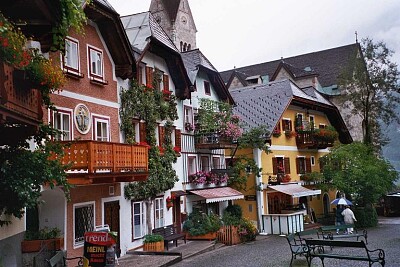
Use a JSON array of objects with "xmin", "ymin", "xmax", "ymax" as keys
[
  {"xmin": 195, "ymin": 132, "xmax": 237, "ymax": 149},
  {"xmin": 295, "ymin": 132, "xmax": 334, "ymax": 149},
  {"xmin": 0, "ymin": 62, "xmax": 43, "ymax": 124},
  {"xmin": 59, "ymin": 140, "xmax": 148, "ymax": 174}
]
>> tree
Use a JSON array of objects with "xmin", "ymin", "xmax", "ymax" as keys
[
  {"xmin": 0, "ymin": 126, "xmax": 71, "ymax": 226},
  {"xmin": 320, "ymin": 142, "xmax": 398, "ymax": 207},
  {"xmin": 338, "ymin": 38, "xmax": 400, "ymax": 149}
]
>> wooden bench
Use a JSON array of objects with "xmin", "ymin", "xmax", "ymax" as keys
[
  {"xmin": 304, "ymin": 239, "xmax": 385, "ymax": 267},
  {"xmin": 152, "ymin": 225, "xmax": 186, "ymax": 251},
  {"xmin": 46, "ymin": 250, "xmax": 83, "ymax": 267},
  {"xmin": 319, "ymin": 224, "xmax": 368, "ymax": 244},
  {"xmin": 285, "ymin": 233, "xmax": 309, "ymax": 266}
]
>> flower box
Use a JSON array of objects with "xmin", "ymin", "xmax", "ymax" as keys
[
  {"xmin": 143, "ymin": 240, "xmax": 164, "ymax": 252},
  {"xmin": 21, "ymin": 238, "xmax": 64, "ymax": 253},
  {"xmin": 185, "ymin": 232, "xmax": 217, "ymax": 241}
]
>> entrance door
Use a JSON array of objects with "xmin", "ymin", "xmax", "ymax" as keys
[
  {"xmin": 173, "ymin": 197, "xmax": 182, "ymax": 232},
  {"xmin": 104, "ymin": 201, "xmax": 120, "ymax": 257}
]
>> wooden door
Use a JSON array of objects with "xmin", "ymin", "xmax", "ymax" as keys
[{"xmin": 104, "ymin": 201, "xmax": 120, "ymax": 257}]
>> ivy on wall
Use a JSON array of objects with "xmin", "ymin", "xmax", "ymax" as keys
[{"xmin": 120, "ymin": 80, "xmax": 178, "ymax": 201}]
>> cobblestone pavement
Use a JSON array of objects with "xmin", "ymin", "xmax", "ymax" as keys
[{"xmin": 172, "ymin": 217, "xmax": 400, "ymax": 267}]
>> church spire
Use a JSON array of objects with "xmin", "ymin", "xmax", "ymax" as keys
[{"xmin": 149, "ymin": 0, "xmax": 197, "ymax": 52}]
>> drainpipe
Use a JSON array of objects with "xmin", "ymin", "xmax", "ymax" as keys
[{"xmin": 253, "ymin": 148, "xmax": 265, "ymax": 234}]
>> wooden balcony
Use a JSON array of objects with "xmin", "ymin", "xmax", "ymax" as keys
[
  {"xmin": 0, "ymin": 62, "xmax": 43, "ymax": 145},
  {"xmin": 57, "ymin": 140, "xmax": 149, "ymax": 185},
  {"xmin": 295, "ymin": 132, "xmax": 334, "ymax": 149},
  {"xmin": 195, "ymin": 132, "xmax": 238, "ymax": 149}
]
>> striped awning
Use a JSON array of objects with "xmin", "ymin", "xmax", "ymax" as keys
[
  {"xmin": 267, "ymin": 184, "xmax": 321, "ymax": 198},
  {"xmin": 189, "ymin": 187, "xmax": 244, "ymax": 203}
]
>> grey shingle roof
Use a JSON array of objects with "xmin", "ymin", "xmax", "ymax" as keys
[
  {"xmin": 94, "ymin": 0, "xmax": 117, "ymax": 13},
  {"xmin": 121, "ymin": 12, "xmax": 178, "ymax": 53},
  {"xmin": 221, "ymin": 43, "xmax": 360, "ymax": 88},
  {"xmin": 181, "ymin": 49, "xmax": 217, "ymax": 83},
  {"xmin": 231, "ymin": 79, "xmax": 335, "ymax": 136}
]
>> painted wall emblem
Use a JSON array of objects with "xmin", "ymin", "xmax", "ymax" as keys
[{"xmin": 74, "ymin": 104, "xmax": 91, "ymax": 134}]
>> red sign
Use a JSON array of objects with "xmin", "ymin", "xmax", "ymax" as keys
[{"xmin": 83, "ymin": 232, "xmax": 116, "ymax": 267}]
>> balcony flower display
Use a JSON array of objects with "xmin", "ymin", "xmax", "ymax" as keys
[
  {"xmin": 272, "ymin": 127, "xmax": 281, "ymax": 137},
  {"xmin": 189, "ymin": 171, "xmax": 229, "ymax": 185},
  {"xmin": 173, "ymin": 146, "xmax": 181, "ymax": 156},
  {"xmin": 313, "ymin": 126, "xmax": 338, "ymax": 143},
  {"xmin": 138, "ymin": 141, "xmax": 151, "ymax": 149}
]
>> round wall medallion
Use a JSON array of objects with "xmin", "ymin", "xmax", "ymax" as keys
[{"xmin": 74, "ymin": 104, "xmax": 91, "ymax": 134}]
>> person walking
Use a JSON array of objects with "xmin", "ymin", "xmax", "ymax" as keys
[
  {"xmin": 341, "ymin": 205, "xmax": 357, "ymax": 234},
  {"xmin": 335, "ymin": 205, "xmax": 345, "ymax": 234}
]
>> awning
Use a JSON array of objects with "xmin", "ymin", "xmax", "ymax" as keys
[
  {"xmin": 189, "ymin": 187, "xmax": 244, "ymax": 203},
  {"xmin": 267, "ymin": 184, "xmax": 321, "ymax": 198}
]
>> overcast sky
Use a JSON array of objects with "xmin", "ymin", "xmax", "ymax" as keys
[{"xmin": 107, "ymin": 0, "xmax": 400, "ymax": 72}]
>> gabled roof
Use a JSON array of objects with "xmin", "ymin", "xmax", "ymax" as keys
[
  {"xmin": 181, "ymin": 49, "xmax": 234, "ymax": 104},
  {"xmin": 85, "ymin": 0, "xmax": 135, "ymax": 79},
  {"xmin": 231, "ymin": 79, "xmax": 352, "ymax": 143},
  {"xmin": 122, "ymin": 12, "xmax": 192, "ymax": 99},
  {"xmin": 221, "ymin": 44, "xmax": 360, "ymax": 90},
  {"xmin": 121, "ymin": 12, "xmax": 178, "ymax": 54},
  {"xmin": 270, "ymin": 60, "xmax": 319, "ymax": 81}
]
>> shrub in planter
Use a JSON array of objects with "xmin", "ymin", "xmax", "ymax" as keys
[
  {"xmin": 143, "ymin": 234, "xmax": 164, "ymax": 252},
  {"xmin": 22, "ymin": 227, "xmax": 63, "ymax": 253},
  {"xmin": 223, "ymin": 204, "xmax": 242, "ymax": 226},
  {"xmin": 238, "ymin": 218, "xmax": 258, "ymax": 243},
  {"xmin": 183, "ymin": 210, "xmax": 222, "ymax": 236},
  {"xmin": 143, "ymin": 234, "xmax": 164, "ymax": 244}
]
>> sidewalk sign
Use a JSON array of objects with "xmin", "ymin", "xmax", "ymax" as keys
[{"xmin": 83, "ymin": 231, "xmax": 116, "ymax": 267}]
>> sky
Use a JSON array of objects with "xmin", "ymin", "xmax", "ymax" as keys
[{"xmin": 107, "ymin": 0, "xmax": 400, "ymax": 72}]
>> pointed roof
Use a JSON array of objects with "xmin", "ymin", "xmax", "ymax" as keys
[
  {"xmin": 221, "ymin": 44, "xmax": 360, "ymax": 92},
  {"xmin": 121, "ymin": 12, "xmax": 178, "ymax": 53},
  {"xmin": 230, "ymin": 79, "xmax": 352, "ymax": 143},
  {"xmin": 181, "ymin": 49, "xmax": 234, "ymax": 104}
]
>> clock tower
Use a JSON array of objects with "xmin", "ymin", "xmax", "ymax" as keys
[{"xmin": 149, "ymin": 0, "xmax": 197, "ymax": 52}]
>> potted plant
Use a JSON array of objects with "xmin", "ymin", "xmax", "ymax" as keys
[
  {"xmin": 183, "ymin": 210, "xmax": 222, "ymax": 240},
  {"xmin": 143, "ymin": 234, "xmax": 164, "ymax": 252},
  {"xmin": 21, "ymin": 227, "xmax": 64, "ymax": 253}
]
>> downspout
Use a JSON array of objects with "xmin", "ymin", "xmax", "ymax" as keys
[{"xmin": 253, "ymin": 148, "xmax": 265, "ymax": 234}]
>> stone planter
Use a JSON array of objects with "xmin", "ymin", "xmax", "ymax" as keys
[
  {"xmin": 143, "ymin": 240, "xmax": 164, "ymax": 252},
  {"xmin": 21, "ymin": 238, "xmax": 64, "ymax": 253}
]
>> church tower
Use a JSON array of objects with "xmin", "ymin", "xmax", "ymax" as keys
[{"xmin": 150, "ymin": 0, "xmax": 197, "ymax": 52}]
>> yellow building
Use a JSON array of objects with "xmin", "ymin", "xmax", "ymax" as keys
[{"xmin": 230, "ymin": 79, "xmax": 352, "ymax": 234}]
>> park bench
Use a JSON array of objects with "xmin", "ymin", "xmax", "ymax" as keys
[
  {"xmin": 304, "ymin": 239, "xmax": 385, "ymax": 267},
  {"xmin": 152, "ymin": 224, "xmax": 186, "ymax": 251},
  {"xmin": 319, "ymin": 224, "xmax": 368, "ymax": 244},
  {"xmin": 285, "ymin": 233, "xmax": 308, "ymax": 267},
  {"xmin": 46, "ymin": 250, "xmax": 83, "ymax": 267}
]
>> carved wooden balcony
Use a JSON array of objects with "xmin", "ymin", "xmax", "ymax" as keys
[
  {"xmin": 195, "ymin": 132, "xmax": 238, "ymax": 149},
  {"xmin": 0, "ymin": 62, "xmax": 43, "ymax": 145},
  {"xmin": 295, "ymin": 131, "xmax": 317, "ymax": 149},
  {"xmin": 57, "ymin": 140, "xmax": 149, "ymax": 185}
]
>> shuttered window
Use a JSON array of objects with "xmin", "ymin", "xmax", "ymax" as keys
[
  {"xmin": 163, "ymin": 74, "xmax": 169, "ymax": 91},
  {"xmin": 146, "ymin": 66, "xmax": 153, "ymax": 88},
  {"xmin": 175, "ymin": 129, "xmax": 181, "ymax": 150}
]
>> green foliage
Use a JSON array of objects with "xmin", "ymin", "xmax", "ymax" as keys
[
  {"xmin": 320, "ymin": 142, "xmax": 398, "ymax": 206},
  {"xmin": 338, "ymin": 38, "xmax": 400, "ymax": 149},
  {"xmin": 222, "ymin": 205, "xmax": 243, "ymax": 226},
  {"xmin": 354, "ymin": 206, "xmax": 378, "ymax": 228},
  {"xmin": 238, "ymin": 217, "xmax": 258, "ymax": 242},
  {"xmin": 0, "ymin": 125, "xmax": 71, "ymax": 226},
  {"xmin": 228, "ymin": 155, "xmax": 261, "ymax": 191},
  {"xmin": 143, "ymin": 234, "xmax": 164, "ymax": 243},
  {"xmin": 237, "ymin": 125, "xmax": 271, "ymax": 153},
  {"xmin": 52, "ymin": 0, "xmax": 89, "ymax": 52},
  {"xmin": 183, "ymin": 210, "xmax": 222, "ymax": 236},
  {"xmin": 121, "ymin": 81, "xmax": 178, "ymax": 201},
  {"xmin": 24, "ymin": 227, "xmax": 62, "ymax": 240}
]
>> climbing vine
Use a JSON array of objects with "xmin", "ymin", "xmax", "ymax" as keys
[{"xmin": 120, "ymin": 80, "xmax": 178, "ymax": 201}]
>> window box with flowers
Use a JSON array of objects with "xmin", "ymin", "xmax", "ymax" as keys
[
  {"xmin": 162, "ymin": 89, "xmax": 172, "ymax": 100},
  {"xmin": 166, "ymin": 195, "xmax": 175, "ymax": 209},
  {"xmin": 189, "ymin": 171, "xmax": 229, "ymax": 186},
  {"xmin": 185, "ymin": 122, "xmax": 194, "ymax": 132},
  {"xmin": 285, "ymin": 130, "xmax": 296, "ymax": 138},
  {"xmin": 195, "ymin": 99, "xmax": 242, "ymax": 149},
  {"xmin": 173, "ymin": 146, "xmax": 181, "ymax": 157},
  {"xmin": 272, "ymin": 128, "xmax": 281, "ymax": 137}
]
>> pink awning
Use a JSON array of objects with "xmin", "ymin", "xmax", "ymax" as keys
[{"xmin": 190, "ymin": 187, "xmax": 244, "ymax": 203}]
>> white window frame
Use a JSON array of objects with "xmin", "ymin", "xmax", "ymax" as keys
[
  {"xmin": 64, "ymin": 37, "xmax": 80, "ymax": 73},
  {"xmin": 93, "ymin": 115, "xmax": 110, "ymax": 142},
  {"xmin": 88, "ymin": 45, "xmax": 104, "ymax": 80},
  {"xmin": 201, "ymin": 156, "xmax": 210, "ymax": 172},
  {"xmin": 188, "ymin": 156, "xmax": 197, "ymax": 176},
  {"xmin": 212, "ymin": 156, "xmax": 221, "ymax": 169},
  {"xmin": 73, "ymin": 201, "xmax": 95, "ymax": 248},
  {"xmin": 53, "ymin": 108, "xmax": 73, "ymax": 141},
  {"xmin": 132, "ymin": 201, "xmax": 145, "ymax": 240},
  {"xmin": 154, "ymin": 198, "xmax": 164, "ymax": 229}
]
